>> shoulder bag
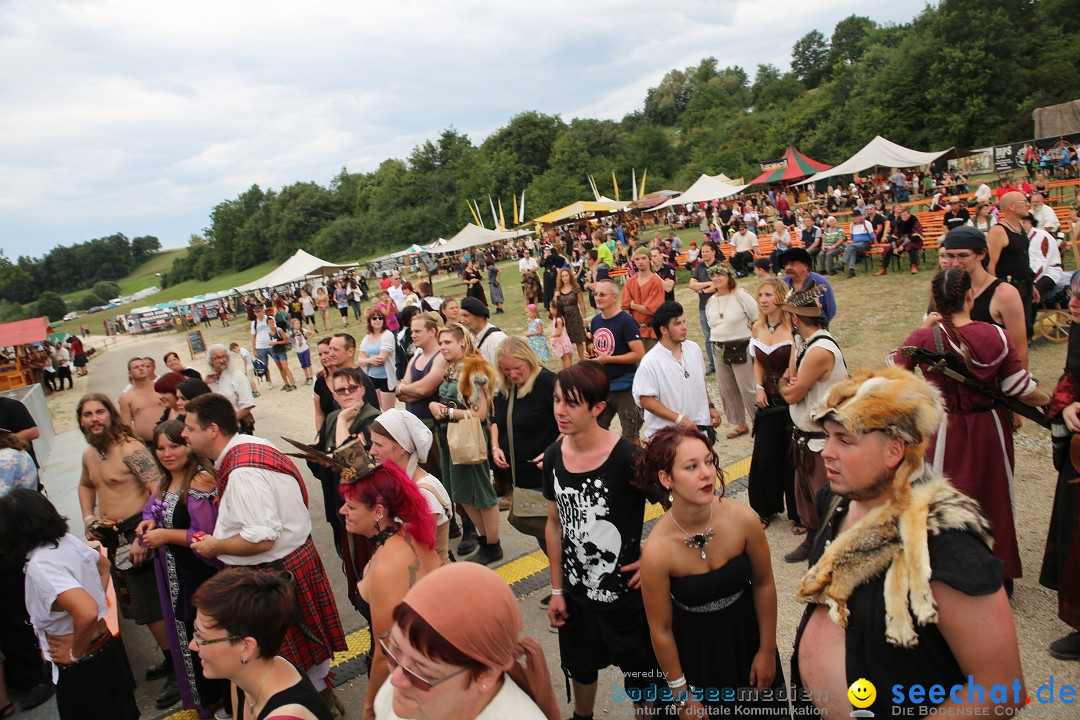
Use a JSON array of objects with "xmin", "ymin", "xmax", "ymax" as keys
[{"xmin": 505, "ymin": 389, "xmax": 548, "ymax": 538}]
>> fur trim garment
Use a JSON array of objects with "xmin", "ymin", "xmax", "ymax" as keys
[
  {"xmin": 796, "ymin": 468, "xmax": 992, "ymax": 648},
  {"xmin": 457, "ymin": 354, "xmax": 495, "ymax": 411}
]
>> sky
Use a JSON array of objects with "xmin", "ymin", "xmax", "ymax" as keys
[{"xmin": 0, "ymin": 0, "xmax": 928, "ymax": 259}]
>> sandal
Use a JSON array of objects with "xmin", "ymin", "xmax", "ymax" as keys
[
  {"xmin": 792, "ymin": 525, "xmax": 808, "ymax": 536},
  {"xmin": 726, "ymin": 425, "xmax": 749, "ymax": 439},
  {"xmin": 760, "ymin": 516, "xmax": 771, "ymax": 530}
]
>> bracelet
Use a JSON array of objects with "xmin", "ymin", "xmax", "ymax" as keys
[
  {"xmin": 667, "ymin": 675, "xmax": 687, "ymax": 689},
  {"xmin": 69, "ymin": 649, "xmax": 83, "ymax": 664},
  {"xmin": 754, "ymin": 384, "xmax": 765, "ymax": 391},
  {"xmin": 84, "ymin": 515, "xmax": 98, "ymax": 528},
  {"xmin": 675, "ymin": 414, "xmax": 684, "ymax": 425},
  {"xmin": 550, "ymin": 588, "xmax": 564, "ymax": 596}
]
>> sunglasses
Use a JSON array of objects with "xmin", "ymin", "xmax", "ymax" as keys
[
  {"xmin": 371, "ymin": 316, "xmax": 384, "ymax": 321},
  {"xmin": 378, "ymin": 632, "xmax": 467, "ymax": 691},
  {"xmin": 334, "ymin": 385, "xmax": 361, "ymax": 396}
]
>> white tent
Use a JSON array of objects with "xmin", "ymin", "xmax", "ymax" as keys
[
  {"xmin": 795, "ymin": 135, "xmax": 959, "ymax": 186},
  {"xmin": 653, "ymin": 174, "xmax": 749, "ymax": 211},
  {"xmin": 234, "ymin": 249, "xmax": 356, "ymax": 292},
  {"xmin": 433, "ymin": 224, "xmax": 534, "ymax": 255},
  {"xmin": 390, "ymin": 243, "xmax": 429, "ymax": 258}
]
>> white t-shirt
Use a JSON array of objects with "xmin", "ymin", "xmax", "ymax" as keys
[
  {"xmin": 212, "ymin": 434, "xmax": 312, "ymax": 565},
  {"xmin": 236, "ymin": 347, "xmax": 255, "ymax": 371},
  {"xmin": 518, "ymin": 257, "xmax": 538, "ymax": 274},
  {"xmin": 25, "ymin": 534, "xmax": 107, "ymax": 681},
  {"xmin": 251, "ymin": 318, "xmax": 272, "ymax": 350},
  {"xmin": 210, "ymin": 368, "xmax": 255, "ymax": 411},
  {"xmin": 415, "ymin": 472, "xmax": 450, "ymax": 527},
  {"xmin": 633, "ymin": 340, "xmax": 711, "ymax": 438}
]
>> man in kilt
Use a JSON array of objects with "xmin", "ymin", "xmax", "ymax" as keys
[{"xmin": 182, "ymin": 393, "xmax": 347, "ymax": 716}]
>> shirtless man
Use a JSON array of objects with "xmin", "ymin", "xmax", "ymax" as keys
[
  {"xmin": 792, "ymin": 368, "xmax": 1024, "ymax": 717},
  {"xmin": 118, "ymin": 357, "xmax": 161, "ymax": 443},
  {"xmin": 940, "ymin": 226, "xmax": 1029, "ymax": 368},
  {"xmin": 76, "ymin": 394, "xmax": 179, "ymax": 708}
]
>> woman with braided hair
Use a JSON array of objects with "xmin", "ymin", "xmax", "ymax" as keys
[{"xmin": 889, "ymin": 268, "xmax": 1049, "ymax": 585}]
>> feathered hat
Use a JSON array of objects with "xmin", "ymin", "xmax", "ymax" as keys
[
  {"xmin": 778, "ymin": 280, "xmax": 826, "ymax": 318},
  {"xmin": 280, "ymin": 436, "xmax": 379, "ymax": 485}
]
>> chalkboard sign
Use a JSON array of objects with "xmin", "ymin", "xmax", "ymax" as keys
[{"xmin": 187, "ymin": 330, "xmax": 207, "ymax": 359}]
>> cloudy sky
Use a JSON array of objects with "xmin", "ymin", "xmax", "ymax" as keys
[{"xmin": 1, "ymin": 0, "xmax": 927, "ymax": 258}]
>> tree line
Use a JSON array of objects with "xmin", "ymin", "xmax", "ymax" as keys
[{"xmin": 0, "ymin": 234, "xmax": 161, "ymax": 322}]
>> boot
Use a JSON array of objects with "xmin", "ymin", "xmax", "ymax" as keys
[
  {"xmin": 910, "ymin": 263, "xmax": 919, "ymax": 274},
  {"xmin": 146, "ymin": 651, "xmax": 173, "ymax": 681},
  {"xmin": 1048, "ymin": 631, "xmax": 1080, "ymax": 661},
  {"xmin": 155, "ymin": 674, "xmax": 181, "ymax": 710},
  {"xmin": 784, "ymin": 537, "xmax": 813, "ymax": 563},
  {"xmin": 468, "ymin": 539, "xmax": 504, "ymax": 566},
  {"xmin": 874, "ymin": 267, "xmax": 887, "ymax": 276},
  {"xmin": 457, "ymin": 526, "xmax": 479, "ymax": 556}
]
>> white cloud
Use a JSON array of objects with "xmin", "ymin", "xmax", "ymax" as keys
[{"xmin": 0, "ymin": 0, "xmax": 926, "ymax": 257}]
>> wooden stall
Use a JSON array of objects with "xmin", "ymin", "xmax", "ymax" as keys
[{"xmin": 0, "ymin": 317, "xmax": 50, "ymax": 391}]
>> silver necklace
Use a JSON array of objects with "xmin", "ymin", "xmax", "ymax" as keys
[
  {"xmin": 670, "ymin": 504, "xmax": 715, "ymax": 559},
  {"xmin": 247, "ymin": 657, "xmax": 277, "ymax": 712},
  {"xmin": 765, "ymin": 315, "xmax": 782, "ymax": 334}
]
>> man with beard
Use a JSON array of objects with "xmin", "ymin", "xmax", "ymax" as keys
[
  {"xmin": 791, "ymin": 368, "xmax": 1023, "ymax": 718},
  {"xmin": 182, "ymin": 393, "xmax": 347, "ymax": 714},
  {"xmin": 204, "ymin": 343, "xmax": 255, "ymax": 432},
  {"xmin": 780, "ymin": 248, "xmax": 837, "ymax": 321},
  {"xmin": 118, "ymin": 357, "xmax": 160, "ymax": 444},
  {"xmin": 76, "ymin": 394, "xmax": 179, "ymax": 709}
]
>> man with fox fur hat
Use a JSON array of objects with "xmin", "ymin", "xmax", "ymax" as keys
[{"xmin": 789, "ymin": 366, "xmax": 1025, "ymax": 717}]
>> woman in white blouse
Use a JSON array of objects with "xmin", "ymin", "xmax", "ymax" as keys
[
  {"xmin": 0, "ymin": 490, "xmax": 139, "ymax": 720},
  {"xmin": 705, "ymin": 266, "xmax": 759, "ymax": 439}
]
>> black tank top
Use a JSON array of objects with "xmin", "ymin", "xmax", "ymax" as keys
[
  {"xmin": 970, "ymin": 278, "xmax": 1005, "ymax": 327},
  {"xmin": 994, "ymin": 222, "xmax": 1032, "ymax": 283},
  {"xmin": 235, "ymin": 660, "xmax": 333, "ymax": 720},
  {"xmin": 406, "ymin": 352, "xmax": 439, "ymax": 419}
]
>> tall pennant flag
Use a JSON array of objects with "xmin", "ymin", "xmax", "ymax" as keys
[
  {"xmin": 587, "ymin": 173, "xmax": 599, "ymax": 201},
  {"xmin": 488, "ymin": 196, "xmax": 499, "ymax": 231},
  {"xmin": 512, "ymin": 193, "xmax": 519, "ymax": 227},
  {"xmin": 612, "ymin": 171, "xmax": 620, "ymax": 201},
  {"xmin": 498, "ymin": 197, "xmax": 506, "ymax": 230},
  {"xmin": 466, "ymin": 199, "xmax": 481, "ymax": 227},
  {"xmin": 519, "ymin": 191, "xmax": 526, "ymax": 223},
  {"xmin": 632, "ymin": 169, "xmax": 638, "ymax": 202},
  {"xmin": 640, "ymin": 168, "xmax": 648, "ymax": 198},
  {"xmin": 473, "ymin": 199, "xmax": 485, "ymax": 228}
]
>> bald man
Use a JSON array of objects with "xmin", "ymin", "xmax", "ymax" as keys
[{"xmin": 988, "ymin": 191, "xmax": 1037, "ymax": 337}]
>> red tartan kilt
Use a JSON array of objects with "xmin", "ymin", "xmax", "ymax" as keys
[{"xmin": 258, "ymin": 537, "xmax": 347, "ymax": 671}]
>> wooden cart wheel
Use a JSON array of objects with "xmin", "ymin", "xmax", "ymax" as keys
[{"xmin": 1036, "ymin": 309, "xmax": 1072, "ymax": 342}]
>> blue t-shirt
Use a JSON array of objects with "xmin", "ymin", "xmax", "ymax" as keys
[
  {"xmin": 590, "ymin": 310, "xmax": 641, "ymax": 391},
  {"xmin": 784, "ymin": 273, "xmax": 838, "ymax": 321}
]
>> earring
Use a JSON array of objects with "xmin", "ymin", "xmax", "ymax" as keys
[
  {"xmin": 480, "ymin": 683, "xmax": 488, "ymax": 691},
  {"xmin": 240, "ymin": 656, "xmax": 249, "ymax": 665},
  {"xmin": 668, "ymin": 490, "xmax": 673, "ymax": 504}
]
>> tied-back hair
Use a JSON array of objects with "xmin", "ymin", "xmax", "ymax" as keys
[
  {"xmin": 340, "ymin": 461, "xmax": 437, "ymax": 550},
  {"xmin": 632, "ymin": 425, "xmax": 725, "ymax": 509},
  {"xmin": 930, "ymin": 269, "xmax": 975, "ymax": 369},
  {"xmin": 439, "ymin": 323, "xmax": 480, "ymax": 359},
  {"xmin": 152, "ymin": 419, "xmax": 214, "ymax": 506}
]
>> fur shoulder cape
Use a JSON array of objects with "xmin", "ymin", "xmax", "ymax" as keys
[
  {"xmin": 458, "ymin": 354, "xmax": 495, "ymax": 411},
  {"xmin": 795, "ymin": 468, "xmax": 992, "ymax": 648}
]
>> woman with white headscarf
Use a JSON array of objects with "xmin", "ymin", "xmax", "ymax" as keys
[{"xmin": 369, "ymin": 409, "xmax": 452, "ymax": 565}]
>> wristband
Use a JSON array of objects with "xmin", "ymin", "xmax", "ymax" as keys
[
  {"xmin": 754, "ymin": 384, "xmax": 764, "ymax": 391},
  {"xmin": 69, "ymin": 649, "xmax": 83, "ymax": 664},
  {"xmin": 550, "ymin": 588, "xmax": 564, "ymax": 596},
  {"xmin": 675, "ymin": 414, "xmax": 684, "ymax": 425},
  {"xmin": 667, "ymin": 675, "xmax": 687, "ymax": 689}
]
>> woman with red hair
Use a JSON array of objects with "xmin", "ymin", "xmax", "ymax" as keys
[{"xmin": 340, "ymin": 462, "xmax": 440, "ymax": 720}]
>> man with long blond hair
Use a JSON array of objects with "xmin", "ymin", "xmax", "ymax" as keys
[{"xmin": 76, "ymin": 393, "xmax": 179, "ymax": 708}]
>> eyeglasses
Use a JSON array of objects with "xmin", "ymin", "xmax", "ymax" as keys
[
  {"xmin": 371, "ymin": 316, "xmax": 384, "ymax": 321},
  {"xmin": 334, "ymin": 385, "xmax": 361, "ymax": 395},
  {"xmin": 192, "ymin": 632, "xmax": 241, "ymax": 648},
  {"xmin": 378, "ymin": 633, "xmax": 467, "ymax": 691}
]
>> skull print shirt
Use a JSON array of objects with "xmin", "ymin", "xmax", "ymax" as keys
[{"xmin": 543, "ymin": 438, "xmax": 645, "ymax": 604}]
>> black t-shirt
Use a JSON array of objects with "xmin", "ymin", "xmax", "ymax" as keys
[
  {"xmin": 543, "ymin": 437, "xmax": 645, "ymax": 604},
  {"xmin": 589, "ymin": 311, "xmax": 641, "ymax": 390},
  {"xmin": 943, "ymin": 208, "xmax": 970, "ymax": 232},
  {"xmin": 655, "ymin": 263, "xmax": 677, "ymax": 302},
  {"xmin": 492, "ymin": 369, "xmax": 559, "ymax": 491},
  {"xmin": 868, "ymin": 214, "xmax": 887, "ymax": 241},
  {"xmin": 314, "ymin": 368, "xmax": 377, "ymax": 421},
  {"xmin": 691, "ymin": 260, "xmax": 722, "ymax": 309},
  {"xmin": 0, "ymin": 397, "xmax": 38, "ymax": 468}
]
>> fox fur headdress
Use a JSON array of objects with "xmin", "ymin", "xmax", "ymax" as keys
[{"xmin": 797, "ymin": 366, "xmax": 992, "ymax": 647}]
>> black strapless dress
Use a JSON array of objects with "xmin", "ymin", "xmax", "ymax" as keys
[{"xmin": 669, "ymin": 552, "xmax": 789, "ymax": 715}]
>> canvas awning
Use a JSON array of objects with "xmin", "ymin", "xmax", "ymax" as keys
[
  {"xmin": 796, "ymin": 136, "xmax": 963, "ymax": 186},
  {"xmin": 749, "ymin": 147, "xmax": 832, "ymax": 184},
  {"xmin": 433, "ymin": 224, "xmax": 534, "ymax": 255},
  {"xmin": 234, "ymin": 249, "xmax": 356, "ymax": 292},
  {"xmin": 0, "ymin": 317, "xmax": 49, "ymax": 348},
  {"xmin": 653, "ymin": 174, "xmax": 749, "ymax": 211},
  {"xmin": 530, "ymin": 200, "xmax": 630, "ymax": 225}
]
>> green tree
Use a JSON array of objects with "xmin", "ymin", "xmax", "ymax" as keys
[
  {"xmin": 36, "ymin": 291, "xmax": 67, "ymax": 321},
  {"xmin": 791, "ymin": 30, "xmax": 830, "ymax": 88},
  {"xmin": 829, "ymin": 16, "xmax": 877, "ymax": 69},
  {"xmin": 79, "ymin": 292, "xmax": 105, "ymax": 310},
  {"xmin": 482, "ymin": 111, "xmax": 566, "ymax": 184},
  {"xmin": 130, "ymin": 236, "xmax": 161, "ymax": 264},
  {"xmin": 92, "ymin": 280, "xmax": 121, "ymax": 301}
]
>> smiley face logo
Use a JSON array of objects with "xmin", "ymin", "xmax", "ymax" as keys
[{"xmin": 848, "ymin": 678, "xmax": 876, "ymax": 709}]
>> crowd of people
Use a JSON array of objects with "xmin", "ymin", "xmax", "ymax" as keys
[{"xmin": 2, "ymin": 172, "xmax": 1080, "ymax": 719}]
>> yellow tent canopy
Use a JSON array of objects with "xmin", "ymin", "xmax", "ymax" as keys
[{"xmin": 530, "ymin": 200, "xmax": 630, "ymax": 226}]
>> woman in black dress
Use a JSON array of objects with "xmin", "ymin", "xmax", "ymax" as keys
[
  {"xmin": 748, "ymin": 278, "xmax": 798, "ymax": 530},
  {"xmin": 636, "ymin": 426, "xmax": 786, "ymax": 717},
  {"xmin": 462, "ymin": 258, "xmax": 487, "ymax": 306}
]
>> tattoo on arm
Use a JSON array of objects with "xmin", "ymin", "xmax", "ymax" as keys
[
  {"xmin": 123, "ymin": 446, "xmax": 165, "ymax": 485},
  {"xmin": 406, "ymin": 537, "xmax": 420, "ymax": 587}
]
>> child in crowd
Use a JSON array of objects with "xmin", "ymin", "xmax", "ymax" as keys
[
  {"xmin": 523, "ymin": 304, "xmax": 552, "ymax": 361},
  {"xmin": 548, "ymin": 302, "xmax": 573, "ymax": 369},
  {"xmin": 290, "ymin": 317, "xmax": 316, "ymax": 385},
  {"xmin": 229, "ymin": 341, "xmax": 259, "ymax": 397}
]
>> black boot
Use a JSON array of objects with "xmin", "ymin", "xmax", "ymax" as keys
[
  {"xmin": 457, "ymin": 527, "xmax": 479, "ymax": 556},
  {"xmin": 155, "ymin": 673, "xmax": 181, "ymax": 709},
  {"xmin": 468, "ymin": 539, "xmax": 503, "ymax": 566},
  {"xmin": 146, "ymin": 650, "xmax": 173, "ymax": 681}
]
